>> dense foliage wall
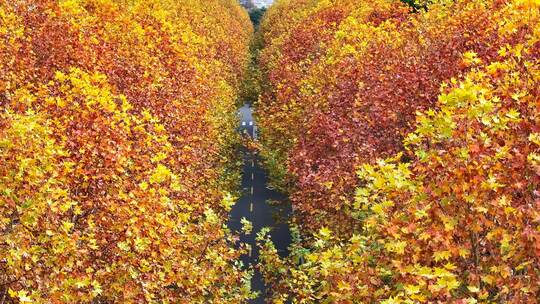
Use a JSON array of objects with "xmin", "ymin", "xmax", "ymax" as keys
[
  {"xmin": 0, "ymin": 0, "xmax": 253, "ymax": 302},
  {"xmin": 256, "ymin": 0, "xmax": 539, "ymax": 302}
]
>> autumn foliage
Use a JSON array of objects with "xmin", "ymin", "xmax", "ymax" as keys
[
  {"xmin": 0, "ymin": 0, "xmax": 253, "ymax": 302},
  {"xmin": 256, "ymin": 0, "xmax": 540, "ymax": 302}
]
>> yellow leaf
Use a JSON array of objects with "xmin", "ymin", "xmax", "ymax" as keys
[
  {"xmin": 117, "ymin": 241, "xmax": 130, "ymax": 252},
  {"xmin": 149, "ymin": 164, "xmax": 172, "ymax": 184},
  {"xmin": 405, "ymin": 284, "xmax": 421, "ymax": 295},
  {"xmin": 337, "ymin": 280, "xmax": 351, "ymax": 291},
  {"xmin": 17, "ymin": 290, "xmax": 31, "ymax": 303},
  {"xmin": 444, "ymin": 262, "xmax": 457, "ymax": 271},
  {"xmin": 481, "ymin": 274, "xmax": 496, "ymax": 285},
  {"xmin": 319, "ymin": 227, "xmax": 332, "ymax": 240},
  {"xmin": 417, "ymin": 266, "xmax": 433, "ymax": 278},
  {"xmin": 139, "ymin": 181, "xmax": 148, "ymax": 190},
  {"xmin": 385, "ymin": 240, "xmax": 407, "ymax": 255},
  {"xmin": 468, "ymin": 286, "xmax": 480, "ymax": 293},
  {"xmin": 62, "ymin": 221, "xmax": 74, "ymax": 233},
  {"xmin": 8, "ymin": 289, "xmax": 17, "ymax": 298},
  {"xmin": 372, "ymin": 203, "xmax": 385, "ymax": 215},
  {"xmin": 459, "ymin": 248, "xmax": 470, "ymax": 258},
  {"xmin": 433, "ymin": 250, "xmax": 451, "ymax": 262}
]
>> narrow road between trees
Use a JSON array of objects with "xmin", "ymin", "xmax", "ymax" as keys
[{"xmin": 228, "ymin": 104, "xmax": 292, "ymax": 303}]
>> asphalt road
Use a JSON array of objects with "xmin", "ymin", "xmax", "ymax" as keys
[{"xmin": 228, "ymin": 104, "xmax": 292, "ymax": 303}]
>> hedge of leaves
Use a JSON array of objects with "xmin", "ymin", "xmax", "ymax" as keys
[
  {"xmin": 256, "ymin": 0, "xmax": 514, "ymax": 234},
  {"xmin": 0, "ymin": 0, "xmax": 253, "ymax": 302},
  {"xmin": 256, "ymin": 0, "xmax": 539, "ymax": 302}
]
